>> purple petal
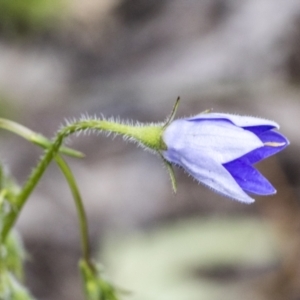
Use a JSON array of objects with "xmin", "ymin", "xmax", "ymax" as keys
[
  {"xmin": 187, "ymin": 113, "xmax": 279, "ymax": 129},
  {"xmin": 257, "ymin": 130, "xmax": 289, "ymax": 144},
  {"xmin": 163, "ymin": 118, "xmax": 263, "ymax": 165},
  {"xmin": 223, "ymin": 160, "xmax": 276, "ymax": 195},
  {"xmin": 239, "ymin": 131, "xmax": 289, "ymax": 164},
  {"xmin": 243, "ymin": 125, "xmax": 276, "ymax": 134},
  {"xmin": 162, "ymin": 122, "xmax": 255, "ymax": 203},
  {"xmin": 179, "ymin": 155, "xmax": 255, "ymax": 203},
  {"xmin": 162, "ymin": 113, "xmax": 289, "ymax": 203}
]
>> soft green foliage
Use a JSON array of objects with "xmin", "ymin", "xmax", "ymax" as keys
[
  {"xmin": 79, "ymin": 260, "xmax": 119, "ymax": 300},
  {"xmin": 3, "ymin": 231, "xmax": 26, "ymax": 281},
  {"xmin": 0, "ymin": 0, "xmax": 66, "ymax": 34},
  {"xmin": 0, "ymin": 226, "xmax": 31, "ymax": 300},
  {"xmin": 0, "ymin": 270, "xmax": 35, "ymax": 300},
  {"xmin": 0, "ymin": 165, "xmax": 20, "ymax": 203}
]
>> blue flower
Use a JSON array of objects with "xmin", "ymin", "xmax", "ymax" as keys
[{"xmin": 162, "ymin": 113, "xmax": 289, "ymax": 203}]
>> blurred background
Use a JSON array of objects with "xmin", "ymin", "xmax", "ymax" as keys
[{"xmin": 0, "ymin": 0, "xmax": 299, "ymax": 299}]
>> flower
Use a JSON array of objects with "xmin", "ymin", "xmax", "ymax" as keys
[{"xmin": 162, "ymin": 113, "xmax": 289, "ymax": 203}]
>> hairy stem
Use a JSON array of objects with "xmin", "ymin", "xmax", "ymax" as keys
[
  {"xmin": 0, "ymin": 118, "xmax": 84, "ymax": 158},
  {"xmin": 1, "ymin": 118, "xmax": 163, "ymax": 240},
  {"xmin": 54, "ymin": 155, "xmax": 92, "ymax": 266}
]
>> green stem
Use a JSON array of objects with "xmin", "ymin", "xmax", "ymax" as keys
[
  {"xmin": 0, "ymin": 119, "xmax": 92, "ymax": 265},
  {"xmin": 0, "ymin": 118, "xmax": 84, "ymax": 158},
  {"xmin": 54, "ymin": 155, "xmax": 92, "ymax": 266},
  {"xmin": 1, "ymin": 119, "xmax": 164, "ymax": 241},
  {"xmin": 1, "ymin": 143, "xmax": 58, "ymax": 240}
]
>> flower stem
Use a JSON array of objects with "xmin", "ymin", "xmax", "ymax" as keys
[
  {"xmin": 54, "ymin": 155, "xmax": 92, "ymax": 266},
  {"xmin": 0, "ymin": 118, "xmax": 84, "ymax": 158},
  {"xmin": 0, "ymin": 119, "xmax": 92, "ymax": 265},
  {"xmin": 1, "ymin": 118, "xmax": 164, "ymax": 241},
  {"xmin": 1, "ymin": 142, "xmax": 58, "ymax": 240}
]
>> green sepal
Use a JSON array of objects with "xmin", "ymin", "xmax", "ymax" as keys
[
  {"xmin": 160, "ymin": 154, "xmax": 177, "ymax": 193},
  {"xmin": 199, "ymin": 108, "xmax": 213, "ymax": 114},
  {"xmin": 163, "ymin": 97, "xmax": 180, "ymax": 129}
]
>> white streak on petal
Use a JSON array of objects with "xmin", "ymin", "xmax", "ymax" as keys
[{"xmin": 188, "ymin": 113, "xmax": 279, "ymax": 129}]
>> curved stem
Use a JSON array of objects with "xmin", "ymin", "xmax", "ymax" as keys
[
  {"xmin": 1, "ymin": 146, "xmax": 58, "ymax": 240},
  {"xmin": 1, "ymin": 118, "xmax": 163, "ymax": 241},
  {"xmin": 0, "ymin": 118, "xmax": 84, "ymax": 158},
  {"xmin": 54, "ymin": 155, "xmax": 92, "ymax": 266},
  {"xmin": 0, "ymin": 119, "xmax": 93, "ymax": 265},
  {"xmin": 2, "ymin": 124, "xmax": 74, "ymax": 240}
]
